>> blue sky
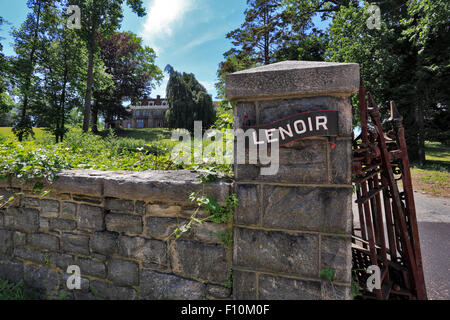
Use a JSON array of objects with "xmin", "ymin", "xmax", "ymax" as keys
[{"xmin": 0, "ymin": 0, "xmax": 329, "ymax": 100}]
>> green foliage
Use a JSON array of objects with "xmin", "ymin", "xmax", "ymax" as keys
[
  {"xmin": 320, "ymin": 266, "xmax": 336, "ymax": 282},
  {"xmin": 0, "ymin": 279, "xmax": 38, "ymax": 300},
  {"xmin": 218, "ymin": 229, "xmax": 233, "ymax": 247},
  {"xmin": 224, "ymin": 268, "xmax": 233, "ymax": 288},
  {"xmin": 165, "ymin": 66, "xmax": 216, "ymax": 132},
  {"xmin": 350, "ymin": 278, "xmax": 363, "ymax": 299}
]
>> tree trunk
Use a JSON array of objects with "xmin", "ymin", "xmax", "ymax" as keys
[
  {"xmin": 82, "ymin": 33, "xmax": 95, "ymax": 132},
  {"xmin": 91, "ymin": 100, "xmax": 99, "ymax": 134}
]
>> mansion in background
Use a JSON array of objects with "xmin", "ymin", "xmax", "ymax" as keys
[{"xmin": 115, "ymin": 95, "xmax": 169, "ymax": 129}]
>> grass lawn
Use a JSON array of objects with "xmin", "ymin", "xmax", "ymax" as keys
[
  {"xmin": 0, "ymin": 127, "xmax": 46, "ymax": 140},
  {"xmin": 410, "ymin": 141, "xmax": 450, "ymax": 198}
]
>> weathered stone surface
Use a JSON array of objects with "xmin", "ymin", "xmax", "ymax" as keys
[
  {"xmin": 78, "ymin": 257, "xmax": 106, "ymax": 278},
  {"xmin": 135, "ymin": 201, "xmax": 145, "ymax": 215},
  {"xmin": 24, "ymin": 264, "xmax": 60, "ymax": 293},
  {"xmin": 40, "ymin": 199, "xmax": 60, "ymax": 218},
  {"xmin": 78, "ymin": 204, "xmax": 104, "ymax": 232},
  {"xmin": 61, "ymin": 202, "xmax": 77, "ymax": 220},
  {"xmin": 206, "ymin": 284, "xmax": 231, "ymax": 299},
  {"xmin": 39, "ymin": 217, "xmax": 49, "ymax": 231},
  {"xmin": 49, "ymin": 218, "xmax": 77, "ymax": 231},
  {"xmin": 226, "ymin": 60, "xmax": 359, "ymax": 101},
  {"xmin": 194, "ymin": 223, "xmax": 227, "ymax": 244},
  {"xmin": 330, "ymin": 139, "xmax": 352, "ymax": 184},
  {"xmin": 107, "ymin": 258, "xmax": 139, "ymax": 286},
  {"xmin": 147, "ymin": 204, "xmax": 182, "ymax": 217},
  {"xmin": 14, "ymin": 247, "xmax": 46, "ymax": 264},
  {"xmin": 0, "ymin": 229, "xmax": 14, "ymax": 255},
  {"xmin": 28, "ymin": 233, "xmax": 59, "ymax": 251},
  {"xmin": 106, "ymin": 213, "xmax": 142, "ymax": 234},
  {"xmin": 0, "ymin": 259, "xmax": 24, "ymax": 283},
  {"xmin": 234, "ymin": 184, "xmax": 260, "ymax": 226},
  {"xmin": 4, "ymin": 207, "xmax": 39, "ymax": 232},
  {"xmin": 262, "ymin": 185, "xmax": 352, "ymax": 233},
  {"xmin": 234, "ymin": 228, "xmax": 319, "ymax": 277},
  {"xmin": 61, "ymin": 233, "xmax": 90, "ymax": 255},
  {"xmin": 52, "ymin": 170, "xmax": 103, "ymax": 196},
  {"xmin": 90, "ymin": 232, "xmax": 118, "ymax": 255},
  {"xmin": 321, "ymin": 236, "xmax": 352, "ymax": 283},
  {"xmin": 321, "ymin": 282, "xmax": 350, "ymax": 300},
  {"xmin": 141, "ymin": 262, "xmax": 170, "ymax": 272},
  {"xmin": 21, "ymin": 197, "xmax": 40, "ymax": 208},
  {"xmin": 140, "ymin": 270, "xmax": 205, "ymax": 300},
  {"xmin": 118, "ymin": 235, "xmax": 166, "ymax": 264},
  {"xmin": 105, "ymin": 198, "xmax": 134, "ymax": 213},
  {"xmin": 171, "ymin": 241, "xmax": 230, "ymax": 283},
  {"xmin": 145, "ymin": 216, "xmax": 188, "ymax": 239},
  {"xmin": 90, "ymin": 280, "xmax": 137, "ymax": 300},
  {"xmin": 13, "ymin": 231, "xmax": 26, "ymax": 246},
  {"xmin": 102, "ymin": 170, "xmax": 230, "ymax": 203},
  {"xmin": 49, "ymin": 252, "xmax": 74, "ymax": 270},
  {"xmin": 72, "ymin": 195, "xmax": 102, "ymax": 204},
  {"xmin": 259, "ymin": 274, "xmax": 321, "ymax": 300},
  {"xmin": 233, "ymin": 270, "xmax": 257, "ymax": 300}
]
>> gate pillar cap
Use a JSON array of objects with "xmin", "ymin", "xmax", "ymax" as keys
[{"xmin": 226, "ymin": 60, "xmax": 360, "ymax": 101}]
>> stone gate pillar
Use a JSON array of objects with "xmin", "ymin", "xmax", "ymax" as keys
[{"xmin": 226, "ymin": 61, "xmax": 359, "ymax": 300}]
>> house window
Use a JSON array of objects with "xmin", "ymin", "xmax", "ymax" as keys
[
  {"xmin": 136, "ymin": 110, "xmax": 140, "ymax": 117},
  {"xmin": 137, "ymin": 119, "xmax": 144, "ymax": 128},
  {"xmin": 127, "ymin": 123, "xmax": 131, "ymax": 128},
  {"xmin": 149, "ymin": 102, "xmax": 154, "ymax": 106}
]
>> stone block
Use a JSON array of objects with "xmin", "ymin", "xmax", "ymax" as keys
[
  {"xmin": 21, "ymin": 197, "xmax": 40, "ymax": 208},
  {"xmin": 49, "ymin": 252, "xmax": 74, "ymax": 270},
  {"xmin": 105, "ymin": 213, "xmax": 142, "ymax": 234},
  {"xmin": 39, "ymin": 217, "xmax": 49, "ymax": 231},
  {"xmin": 171, "ymin": 240, "xmax": 230, "ymax": 283},
  {"xmin": 61, "ymin": 202, "xmax": 77, "ymax": 220},
  {"xmin": 233, "ymin": 270, "xmax": 257, "ymax": 300},
  {"xmin": 146, "ymin": 204, "xmax": 182, "ymax": 217},
  {"xmin": 49, "ymin": 218, "xmax": 77, "ymax": 231},
  {"xmin": 135, "ymin": 201, "xmax": 145, "ymax": 215},
  {"xmin": 145, "ymin": 216, "xmax": 189, "ymax": 239},
  {"xmin": 258, "ymin": 274, "xmax": 321, "ymax": 300},
  {"xmin": 206, "ymin": 284, "xmax": 231, "ymax": 299},
  {"xmin": 78, "ymin": 257, "xmax": 106, "ymax": 278},
  {"xmin": 330, "ymin": 139, "xmax": 352, "ymax": 184},
  {"xmin": 234, "ymin": 228, "xmax": 319, "ymax": 277},
  {"xmin": 0, "ymin": 229, "xmax": 14, "ymax": 256},
  {"xmin": 28, "ymin": 233, "xmax": 59, "ymax": 251},
  {"xmin": 0, "ymin": 259, "xmax": 24, "ymax": 284},
  {"xmin": 262, "ymin": 185, "xmax": 352, "ymax": 233},
  {"xmin": 107, "ymin": 258, "xmax": 139, "ymax": 286},
  {"xmin": 234, "ymin": 184, "xmax": 260, "ymax": 226},
  {"xmin": 61, "ymin": 233, "xmax": 90, "ymax": 255},
  {"xmin": 226, "ymin": 61, "xmax": 359, "ymax": 103},
  {"xmin": 321, "ymin": 282, "xmax": 350, "ymax": 300},
  {"xmin": 24, "ymin": 264, "xmax": 60, "ymax": 293},
  {"xmin": 321, "ymin": 236, "xmax": 352, "ymax": 283},
  {"xmin": 4, "ymin": 207, "xmax": 39, "ymax": 232},
  {"xmin": 105, "ymin": 198, "xmax": 134, "ymax": 213},
  {"xmin": 40, "ymin": 199, "xmax": 60, "ymax": 218},
  {"xmin": 14, "ymin": 247, "xmax": 46, "ymax": 264},
  {"xmin": 90, "ymin": 280, "xmax": 137, "ymax": 300},
  {"xmin": 78, "ymin": 204, "xmax": 104, "ymax": 232},
  {"xmin": 118, "ymin": 235, "xmax": 166, "ymax": 264},
  {"xmin": 90, "ymin": 232, "xmax": 118, "ymax": 255},
  {"xmin": 13, "ymin": 231, "xmax": 26, "ymax": 246},
  {"xmin": 140, "ymin": 270, "xmax": 205, "ymax": 300},
  {"xmin": 193, "ymin": 223, "xmax": 227, "ymax": 244},
  {"xmin": 72, "ymin": 195, "xmax": 103, "ymax": 205}
]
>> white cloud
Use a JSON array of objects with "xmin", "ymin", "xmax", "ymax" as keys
[{"xmin": 140, "ymin": 0, "xmax": 195, "ymax": 52}]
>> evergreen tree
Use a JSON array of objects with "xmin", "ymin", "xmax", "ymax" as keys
[{"xmin": 165, "ymin": 65, "xmax": 216, "ymax": 132}]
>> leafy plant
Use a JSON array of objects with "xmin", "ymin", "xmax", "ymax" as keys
[
  {"xmin": 320, "ymin": 266, "xmax": 336, "ymax": 282},
  {"xmin": 218, "ymin": 229, "xmax": 233, "ymax": 247}
]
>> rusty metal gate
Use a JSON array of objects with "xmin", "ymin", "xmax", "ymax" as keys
[{"xmin": 351, "ymin": 83, "xmax": 427, "ymax": 300}]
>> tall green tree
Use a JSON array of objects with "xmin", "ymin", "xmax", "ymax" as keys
[
  {"xmin": 10, "ymin": 0, "xmax": 58, "ymax": 141},
  {"xmin": 0, "ymin": 16, "xmax": 12, "ymax": 115},
  {"xmin": 92, "ymin": 31, "xmax": 162, "ymax": 131},
  {"xmin": 165, "ymin": 65, "xmax": 216, "ymax": 132},
  {"xmin": 69, "ymin": 0, "xmax": 146, "ymax": 132}
]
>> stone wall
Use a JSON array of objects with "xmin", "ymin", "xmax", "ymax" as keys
[{"xmin": 0, "ymin": 170, "xmax": 233, "ymax": 300}]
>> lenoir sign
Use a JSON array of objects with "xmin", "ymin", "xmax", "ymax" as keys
[{"xmin": 243, "ymin": 109, "xmax": 339, "ymax": 148}]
